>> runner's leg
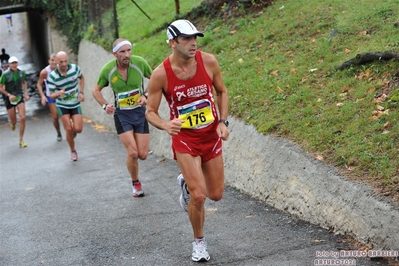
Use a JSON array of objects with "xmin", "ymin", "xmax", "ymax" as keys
[
  {"xmin": 119, "ymin": 131, "xmax": 140, "ymax": 182},
  {"xmin": 176, "ymin": 152, "xmax": 206, "ymax": 239},
  {"xmin": 60, "ymin": 114, "xmax": 74, "ymax": 151},
  {"xmin": 134, "ymin": 132, "xmax": 149, "ymax": 160},
  {"xmin": 16, "ymin": 103, "xmax": 26, "ymax": 140},
  {"xmin": 48, "ymin": 103, "xmax": 61, "ymax": 133},
  {"xmin": 202, "ymin": 155, "xmax": 225, "ymax": 201},
  {"xmin": 70, "ymin": 113, "xmax": 83, "ymax": 134},
  {"xmin": 7, "ymin": 106, "xmax": 17, "ymax": 127}
]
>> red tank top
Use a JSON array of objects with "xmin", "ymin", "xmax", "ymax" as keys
[{"xmin": 163, "ymin": 50, "xmax": 219, "ymax": 142}]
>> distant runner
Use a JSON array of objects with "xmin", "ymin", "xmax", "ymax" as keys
[{"xmin": 0, "ymin": 56, "xmax": 29, "ymax": 147}]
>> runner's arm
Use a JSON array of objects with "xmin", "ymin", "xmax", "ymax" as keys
[
  {"xmin": 204, "ymin": 52, "xmax": 229, "ymax": 140},
  {"xmin": 36, "ymin": 69, "xmax": 47, "ymax": 98},
  {"xmin": 36, "ymin": 69, "xmax": 47, "ymax": 105},
  {"xmin": 203, "ymin": 53, "xmax": 228, "ymax": 121},
  {"xmin": 78, "ymin": 75, "xmax": 85, "ymax": 94},
  {"xmin": 145, "ymin": 67, "xmax": 183, "ymax": 135},
  {"xmin": 78, "ymin": 75, "xmax": 85, "ymax": 101},
  {"xmin": 92, "ymin": 84, "xmax": 108, "ymax": 106},
  {"xmin": 22, "ymin": 79, "xmax": 29, "ymax": 100},
  {"xmin": 0, "ymin": 83, "xmax": 9, "ymax": 97},
  {"xmin": 137, "ymin": 75, "xmax": 152, "ymax": 106}
]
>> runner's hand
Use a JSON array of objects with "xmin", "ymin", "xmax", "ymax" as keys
[
  {"xmin": 58, "ymin": 89, "xmax": 66, "ymax": 98},
  {"xmin": 165, "ymin": 118, "xmax": 184, "ymax": 136},
  {"xmin": 105, "ymin": 104, "xmax": 116, "ymax": 115},
  {"xmin": 217, "ymin": 123, "xmax": 229, "ymax": 141},
  {"xmin": 78, "ymin": 92, "xmax": 85, "ymax": 102},
  {"xmin": 41, "ymin": 95, "xmax": 47, "ymax": 106},
  {"xmin": 137, "ymin": 95, "xmax": 147, "ymax": 106}
]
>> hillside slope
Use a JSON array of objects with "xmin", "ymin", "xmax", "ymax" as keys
[{"xmin": 130, "ymin": 0, "xmax": 399, "ymax": 202}]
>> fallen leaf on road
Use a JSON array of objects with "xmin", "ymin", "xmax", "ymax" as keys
[
  {"xmin": 205, "ymin": 208, "xmax": 217, "ymax": 215},
  {"xmin": 92, "ymin": 124, "xmax": 107, "ymax": 132}
]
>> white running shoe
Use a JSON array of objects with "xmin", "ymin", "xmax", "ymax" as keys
[
  {"xmin": 192, "ymin": 238, "xmax": 210, "ymax": 262},
  {"xmin": 177, "ymin": 174, "xmax": 190, "ymax": 212},
  {"xmin": 70, "ymin": 150, "xmax": 78, "ymax": 161}
]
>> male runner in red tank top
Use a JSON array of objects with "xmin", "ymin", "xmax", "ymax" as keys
[{"xmin": 146, "ymin": 19, "xmax": 229, "ymax": 262}]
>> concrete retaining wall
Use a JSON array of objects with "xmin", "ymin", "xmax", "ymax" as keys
[
  {"xmin": 47, "ymin": 16, "xmax": 77, "ymax": 64},
  {"xmin": 78, "ymin": 40, "xmax": 399, "ymax": 250}
]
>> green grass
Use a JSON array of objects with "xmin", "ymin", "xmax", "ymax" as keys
[
  {"xmin": 117, "ymin": 0, "xmax": 204, "ymax": 42},
  {"xmin": 106, "ymin": 0, "xmax": 399, "ymax": 196}
]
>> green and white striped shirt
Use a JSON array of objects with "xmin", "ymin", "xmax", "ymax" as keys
[{"xmin": 48, "ymin": 64, "xmax": 83, "ymax": 109}]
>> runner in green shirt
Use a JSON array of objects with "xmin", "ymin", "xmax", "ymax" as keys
[
  {"xmin": 93, "ymin": 38, "xmax": 152, "ymax": 197},
  {"xmin": 0, "ymin": 56, "xmax": 29, "ymax": 147}
]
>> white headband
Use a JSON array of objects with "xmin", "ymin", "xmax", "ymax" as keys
[{"xmin": 112, "ymin": 41, "xmax": 132, "ymax": 53}]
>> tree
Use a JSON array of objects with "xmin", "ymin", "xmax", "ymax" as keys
[{"xmin": 175, "ymin": 0, "xmax": 180, "ymax": 14}]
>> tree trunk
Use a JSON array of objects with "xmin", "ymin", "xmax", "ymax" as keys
[
  {"xmin": 175, "ymin": 0, "xmax": 180, "ymax": 14},
  {"xmin": 335, "ymin": 51, "xmax": 399, "ymax": 70}
]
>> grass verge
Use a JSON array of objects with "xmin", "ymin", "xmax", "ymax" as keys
[{"xmin": 102, "ymin": 0, "xmax": 399, "ymax": 202}]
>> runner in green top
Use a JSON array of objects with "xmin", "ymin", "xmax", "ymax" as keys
[
  {"xmin": 0, "ymin": 56, "xmax": 29, "ymax": 147},
  {"xmin": 93, "ymin": 38, "xmax": 152, "ymax": 197}
]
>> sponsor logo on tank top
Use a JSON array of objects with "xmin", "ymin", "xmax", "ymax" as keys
[
  {"xmin": 176, "ymin": 91, "xmax": 186, "ymax": 101},
  {"xmin": 187, "ymin": 84, "xmax": 207, "ymax": 98},
  {"xmin": 174, "ymin": 84, "xmax": 185, "ymax": 91}
]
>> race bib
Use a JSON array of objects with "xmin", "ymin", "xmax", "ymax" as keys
[
  {"xmin": 117, "ymin": 88, "xmax": 141, "ymax": 110},
  {"xmin": 10, "ymin": 95, "xmax": 22, "ymax": 105},
  {"xmin": 61, "ymin": 88, "xmax": 78, "ymax": 101},
  {"xmin": 177, "ymin": 99, "xmax": 215, "ymax": 129}
]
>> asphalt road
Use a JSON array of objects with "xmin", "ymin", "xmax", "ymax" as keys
[{"xmin": 0, "ymin": 12, "xmax": 391, "ymax": 266}]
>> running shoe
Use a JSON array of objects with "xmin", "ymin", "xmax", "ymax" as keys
[
  {"xmin": 70, "ymin": 150, "xmax": 78, "ymax": 161},
  {"xmin": 57, "ymin": 132, "xmax": 62, "ymax": 141},
  {"xmin": 192, "ymin": 238, "xmax": 210, "ymax": 262},
  {"xmin": 10, "ymin": 124, "xmax": 15, "ymax": 131},
  {"xmin": 177, "ymin": 174, "xmax": 190, "ymax": 212},
  {"xmin": 19, "ymin": 140, "xmax": 27, "ymax": 148},
  {"xmin": 132, "ymin": 181, "xmax": 145, "ymax": 197}
]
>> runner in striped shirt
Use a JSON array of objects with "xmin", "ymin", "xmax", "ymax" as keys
[{"xmin": 48, "ymin": 51, "xmax": 85, "ymax": 161}]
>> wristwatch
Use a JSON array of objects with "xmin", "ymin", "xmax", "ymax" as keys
[
  {"xmin": 102, "ymin": 103, "xmax": 108, "ymax": 110},
  {"xmin": 219, "ymin": 119, "xmax": 229, "ymax": 127}
]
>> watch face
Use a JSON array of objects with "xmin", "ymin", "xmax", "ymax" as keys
[{"xmin": 220, "ymin": 120, "xmax": 229, "ymax": 127}]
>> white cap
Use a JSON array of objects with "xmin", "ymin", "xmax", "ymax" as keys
[
  {"xmin": 8, "ymin": 56, "xmax": 18, "ymax": 63},
  {"xmin": 166, "ymin": 19, "xmax": 204, "ymax": 43}
]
